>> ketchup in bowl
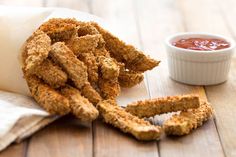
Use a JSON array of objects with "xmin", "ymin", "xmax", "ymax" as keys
[{"xmin": 172, "ymin": 38, "xmax": 230, "ymax": 51}]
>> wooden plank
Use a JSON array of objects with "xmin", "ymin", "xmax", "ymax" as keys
[
  {"xmin": 135, "ymin": 0, "xmax": 225, "ymax": 156},
  {"xmin": 0, "ymin": 142, "xmax": 27, "ymax": 157},
  {"xmin": 184, "ymin": 0, "xmax": 236, "ymax": 156},
  {"xmin": 94, "ymin": 120, "xmax": 158, "ymax": 157},
  {"xmin": 27, "ymin": 116, "xmax": 93, "ymax": 157},
  {"xmin": 91, "ymin": 0, "xmax": 159, "ymax": 157}
]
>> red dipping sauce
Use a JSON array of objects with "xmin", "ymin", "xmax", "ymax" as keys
[{"xmin": 172, "ymin": 38, "xmax": 230, "ymax": 51}]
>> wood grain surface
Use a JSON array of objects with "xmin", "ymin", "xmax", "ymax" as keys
[{"xmin": 0, "ymin": 0, "xmax": 235, "ymax": 156}]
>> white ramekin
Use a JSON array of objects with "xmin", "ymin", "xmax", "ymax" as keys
[{"xmin": 165, "ymin": 32, "xmax": 235, "ymax": 85}]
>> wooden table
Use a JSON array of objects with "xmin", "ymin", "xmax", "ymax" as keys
[{"xmin": 0, "ymin": 0, "xmax": 236, "ymax": 157}]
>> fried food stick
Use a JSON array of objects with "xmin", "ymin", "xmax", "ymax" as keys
[
  {"xmin": 78, "ymin": 53, "xmax": 99, "ymax": 86},
  {"xmin": 97, "ymin": 99, "xmax": 162, "ymax": 141},
  {"xmin": 98, "ymin": 78, "xmax": 120, "ymax": 99},
  {"xmin": 118, "ymin": 70, "xmax": 144, "ymax": 88},
  {"xmin": 39, "ymin": 18, "xmax": 78, "ymax": 42},
  {"xmin": 80, "ymin": 82, "xmax": 102, "ymax": 104},
  {"xmin": 77, "ymin": 22, "xmax": 100, "ymax": 36},
  {"xmin": 99, "ymin": 56, "xmax": 120, "ymax": 79},
  {"xmin": 22, "ymin": 30, "xmax": 51, "ymax": 73},
  {"xmin": 95, "ymin": 55, "xmax": 120, "ymax": 99},
  {"xmin": 61, "ymin": 85, "xmax": 99, "ymax": 122},
  {"xmin": 91, "ymin": 22, "xmax": 160, "ymax": 72},
  {"xmin": 76, "ymin": 22, "xmax": 106, "ymax": 48},
  {"xmin": 33, "ymin": 59, "xmax": 68, "ymax": 88},
  {"xmin": 126, "ymin": 95, "xmax": 200, "ymax": 118},
  {"xmin": 39, "ymin": 18, "xmax": 99, "ymax": 39},
  {"xmin": 50, "ymin": 42, "xmax": 88, "ymax": 89},
  {"xmin": 93, "ymin": 46, "xmax": 110, "ymax": 57},
  {"xmin": 24, "ymin": 74, "xmax": 70, "ymax": 115},
  {"xmin": 163, "ymin": 101, "xmax": 213, "ymax": 136},
  {"xmin": 66, "ymin": 34, "xmax": 101, "ymax": 55}
]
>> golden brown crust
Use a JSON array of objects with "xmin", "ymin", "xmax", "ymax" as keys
[
  {"xmin": 66, "ymin": 34, "xmax": 101, "ymax": 55},
  {"xmin": 78, "ymin": 53, "xmax": 99, "ymax": 86},
  {"xmin": 118, "ymin": 70, "xmax": 144, "ymax": 88},
  {"xmin": 126, "ymin": 95, "xmax": 200, "ymax": 118},
  {"xmin": 33, "ymin": 59, "xmax": 68, "ymax": 88},
  {"xmin": 23, "ymin": 30, "xmax": 51, "ymax": 73},
  {"xmin": 61, "ymin": 85, "xmax": 99, "ymax": 121},
  {"xmin": 91, "ymin": 22, "xmax": 160, "ymax": 72},
  {"xmin": 93, "ymin": 47, "xmax": 110, "ymax": 57},
  {"xmin": 39, "ymin": 18, "xmax": 78, "ymax": 42},
  {"xmin": 77, "ymin": 22, "xmax": 100, "ymax": 36},
  {"xmin": 80, "ymin": 82, "xmax": 102, "ymax": 104},
  {"xmin": 99, "ymin": 56, "xmax": 120, "ymax": 80},
  {"xmin": 50, "ymin": 42, "xmax": 88, "ymax": 89},
  {"xmin": 163, "ymin": 101, "xmax": 213, "ymax": 136},
  {"xmin": 97, "ymin": 99, "xmax": 162, "ymax": 140},
  {"xmin": 98, "ymin": 78, "xmax": 120, "ymax": 99},
  {"xmin": 25, "ymin": 74, "xmax": 70, "ymax": 115}
]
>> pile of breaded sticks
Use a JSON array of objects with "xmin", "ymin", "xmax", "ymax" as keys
[{"xmin": 21, "ymin": 18, "xmax": 213, "ymax": 141}]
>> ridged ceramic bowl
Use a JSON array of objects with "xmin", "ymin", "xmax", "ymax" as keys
[{"xmin": 165, "ymin": 32, "xmax": 235, "ymax": 85}]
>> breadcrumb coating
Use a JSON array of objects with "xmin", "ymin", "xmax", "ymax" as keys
[
  {"xmin": 25, "ymin": 74, "xmax": 70, "ymax": 115},
  {"xmin": 91, "ymin": 22, "xmax": 160, "ymax": 72},
  {"xmin": 93, "ymin": 47, "xmax": 110, "ymax": 57},
  {"xmin": 61, "ymin": 85, "xmax": 99, "ymax": 121},
  {"xmin": 80, "ymin": 82, "xmax": 102, "ymax": 104},
  {"xmin": 23, "ymin": 30, "xmax": 51, "ymax": 73},
  {"xmin": 97, "ymin": 99, "xmax": 162, "ymax": 140},
  {"xmin": 39, "ymin": 18, "xmax": 78, "ymax": 42},
  {"xmin": 163, "ymin": 101, "xmax": 213, "ymax": 136},
  {"xmin": 77, "ymin": 22, "xmax": 100, "ymax": 36},
  {"xmin": 78, "ymin": 53, "xmax": 99, "ymax": 86},
  {"xmin": 98, "ymin": 78, "xmax": 120, "ymax": 99},
  {"xmin": 66, "ymin": 34, "xmax": 101, "ymax": 55},
  {"xmin": 50, "ymin": 42, "xmax": 88, "ymax": 89},
  {"xmin": 99, "ymin": 56, "xmax": 120, "ymax": 79},
  {"xmin": 126, "ymin": 95, "xmax": 200, "ymax": 118},
  {"xmin": 118, "ymin": 70, "xmax": 144, "ymax": 88},
  {"xmin": 33, "ymin": 59, "xmax": 67, "ymax": 88}
]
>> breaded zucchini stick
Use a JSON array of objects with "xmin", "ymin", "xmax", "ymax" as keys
[
  {"xmin": 91, "ymin": 22, "xmax": 160, "ymax": 72},
  {"xmin": 118, "ymin": 70, "xmax": 144, "ymax": 88},
  {"xmin": 97, "ymin": 56, "xmax": 120, "ymax": 99},
  {"xmin": 33, "ymin": 59, "xmax": 67, "ymax": 88},
  {"xmin": 80, "ymin": 82, "xmax": 102, "ymax": 104},
  {"xmin": 97, "ymin": 100, "xmax": 162, "ymax": 141},
  {"xmin": 25, "ymin": 74, "xmax": 70, "ymax": 115},
  {"xmin": 23, "ymin": 30, "xmax": 51, "ymax": 73},
  {"xmin": 39, "ymin": 18, "xmax": 78, "ymax": 42},
  {"xmin": 66, "ymin": 34, "xmax": 101, "ymax": 55},
  {"xmin": 77, "ymin": 22, "xmax": 100, "ymax": 36},
  {"xmin": 163, "ymin": 101, "xmax": 213, "ymax": 136},
  {"xmin": 50, "ymin": 42, "xmax": 88, "ymax": 89},
  {"xmin": 73, "ymin": 21, "xmax": 106, "ymax": 46},
  {"xmin": 93, "ymin": 47, "xmax": 110, "ymax": 57},
  {"xmin": 78, "ymin": 53, "xmax": 99, "ymax": 86},
  {"xmin": 99, "ymin": 56, "xmax": 120, "ymax": 79},
  {"xmin": 126, "ymin": 95, "xmax": 200, "ymax": 118},
  {"xmin": 98, "ymin": 78, "xmax": 120, "ymax": 99},
  {"xmin": 61, "ymin": 85, "xmax": 99, "ymax": 122}
]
